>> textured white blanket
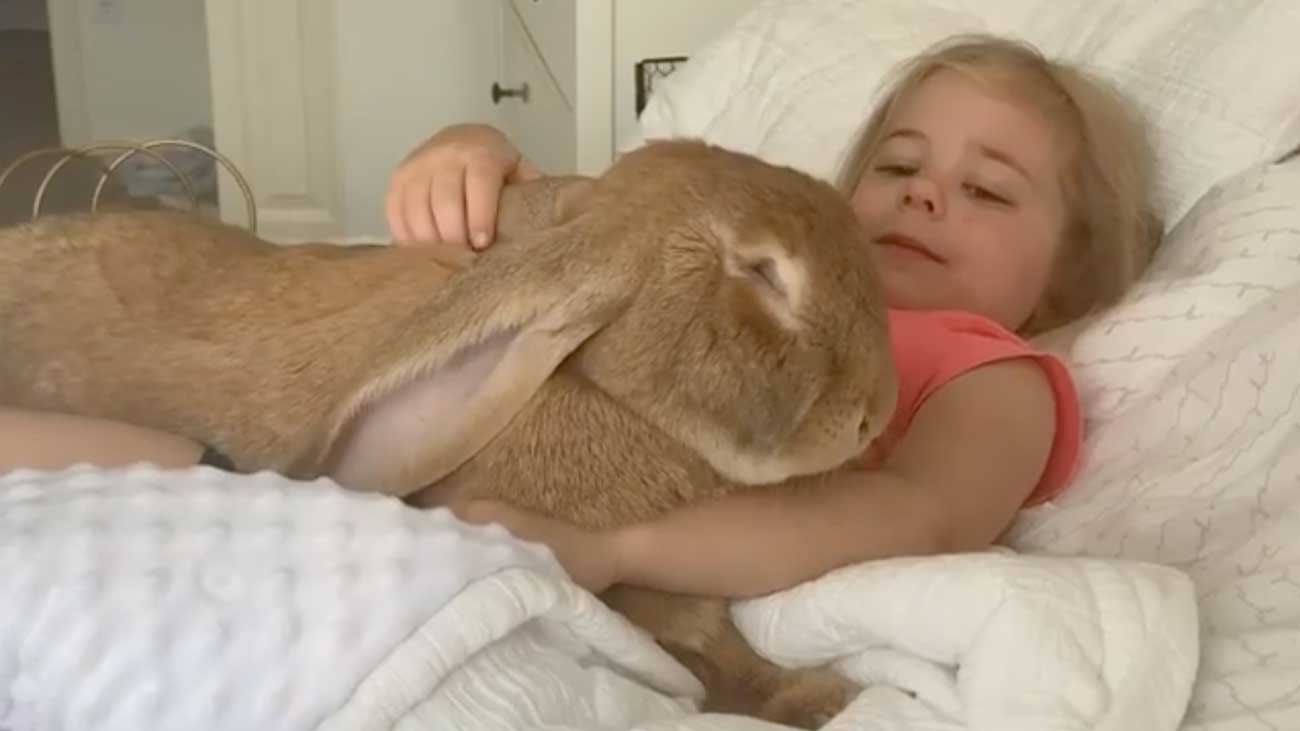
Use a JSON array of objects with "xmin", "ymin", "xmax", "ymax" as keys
[
  {"xmin": 0, "ymin": 465, "xmax": 1197, "ymax": 731},
  {"xmin": 0, "ymin": 467, "xmax": 698, "ymax": 731}
]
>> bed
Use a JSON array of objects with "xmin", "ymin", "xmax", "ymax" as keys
[{"xmin": 4, "ymin": 1, "xmax": 1300, "ymax": 729}]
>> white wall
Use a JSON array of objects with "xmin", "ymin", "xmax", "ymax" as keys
[
  {"xmin": 67, "ymin": 0, "xmax": 212, "ymax": 141},
  {"xmin": 0, "ymin": 0, "xmax": 49, "ymax": 31},
  {"xmin": 333, "ymin": 0, "xmax": 502, "ymax": 238}
]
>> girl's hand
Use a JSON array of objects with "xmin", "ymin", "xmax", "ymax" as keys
[
  {"xmin": 385, "ymin": 123, "xmax": 541, "ymax": 251},
  {"xmin": 452, "ymin": 498, "xmax": 622, "ymax": 595}
]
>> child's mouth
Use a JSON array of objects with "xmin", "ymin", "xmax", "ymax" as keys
[{"xmin": 874, "ymin": 233, "xmax": 945, "ymax": 263}]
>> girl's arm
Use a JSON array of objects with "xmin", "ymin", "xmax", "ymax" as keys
[
  {"xmin": 0, "ymin": 408, "xmax": 203, "ymax": 474},
  {"xmin": 456, "ymin": 357, "xmax": 1058, "ymax": 597}
]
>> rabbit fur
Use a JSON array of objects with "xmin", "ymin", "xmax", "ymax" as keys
[{"xmin": 0, "ymin": 140, "xmax": 897, "ymax": 727}]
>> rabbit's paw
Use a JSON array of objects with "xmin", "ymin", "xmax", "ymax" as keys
[{"xmin": 758, "ymin": 667, "xmax": 860, "ymax": 730}]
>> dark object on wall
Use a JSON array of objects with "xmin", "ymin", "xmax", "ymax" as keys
[{"xmin": 635, "ymin": 56, "xmax": 689, "ymax": 116}]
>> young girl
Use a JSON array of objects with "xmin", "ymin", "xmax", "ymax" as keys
[{"xmin": 385, "ymin": 34, "xmax": 1162, "ymax": 597}]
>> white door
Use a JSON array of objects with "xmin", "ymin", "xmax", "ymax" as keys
[
  {"xmin": 204, "ymin": 1, "xmax": 503, "ymax": 241},
  {"xmin": 203, "ymin": 0, "xmax": 341, "ymax": 241},
  {"xmin": 496, "ymin": 0, "xmax": 578, "ymax": 176}
]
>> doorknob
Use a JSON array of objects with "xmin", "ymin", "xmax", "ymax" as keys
[{"xmin": 491, "ymin": 81, "xmax": 530, "ymax": 104}]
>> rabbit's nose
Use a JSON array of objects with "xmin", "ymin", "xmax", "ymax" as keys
[
  {"xmin": 857, "ymin": 397, "xmax": 893, "ymax": 446},
  {"xmin": 858, "ymin": 414, "xmax": 874, "ymax": 442}
]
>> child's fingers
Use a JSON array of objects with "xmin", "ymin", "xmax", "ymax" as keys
[
  {"xmin": 464, "ymin": 163, "xmax": 503, "ymax": 250},
  {"xmin": 384, "ymin": 183, "xmax": 411, "ymax": 244},
  {"xmin": 402, "ymin": 179, "xmax": 439, "ymax": 245},
  {"xmin": 512, "ymin": 156, "xmax": 543, "ymax": 183},
  {"xmin": 429, "ymin": 172, "xmax": 469, "ymax": 247}
]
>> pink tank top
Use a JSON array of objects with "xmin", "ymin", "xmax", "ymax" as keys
[{"xmin": 866, "ymin": 308, "xmax": 1083, "ymax": 507}]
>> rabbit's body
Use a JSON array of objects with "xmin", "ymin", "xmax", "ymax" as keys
[
  {"xmin": 0, "ymin": 141, "xmax": 895, "ymax": 727},
  {"xmin": 416, "ymin": 368, "xmax": 862, "ymax": 724},
  {"xmin": 0, "ymin": 176, "xmax": 580, "ymax": 481},
  {"xmin": 0, "ymin": 211, "xmax": 465, "ymax": 472}
]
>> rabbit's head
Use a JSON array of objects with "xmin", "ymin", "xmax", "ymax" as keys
[
  {"xmin": 326, "ymin": 140, "xmax": 894, "ymax": 493},
  {"xmin": 557, "ymin": 140, "xmax": 896, "ymax": 484}
]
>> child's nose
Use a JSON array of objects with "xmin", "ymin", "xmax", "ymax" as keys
[{"xmin": 900, "ymin": 178, "xmax": 944, "ymax": 217}]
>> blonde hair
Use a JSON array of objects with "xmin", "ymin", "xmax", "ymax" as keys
[{"xmin": 836, "ymin": 34, "xmax": 1162, "ymax": 335}]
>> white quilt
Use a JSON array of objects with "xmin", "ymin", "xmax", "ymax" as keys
[
  {"xmin": 0, "ymin": 466, "xmax": 699, "ymax": 731},
  {"xmin": 0, "ymin": 465, "xmax": 1197, "ymax": 731}
]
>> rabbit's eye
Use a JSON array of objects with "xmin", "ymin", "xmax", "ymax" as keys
[
  {"xmin": 745, "ymin": 257, "xmax": 786, "ymax": 297},
  {"xmin": 725, "ymin": 246, "xmax": 805, "ymax": 332}
]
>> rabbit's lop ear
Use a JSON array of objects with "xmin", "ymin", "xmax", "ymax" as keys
[{"xmin": 319, "ymin": 186, "xmax": 627, "ymax": 497}]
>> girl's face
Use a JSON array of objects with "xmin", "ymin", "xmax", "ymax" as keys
[{"xmin": 849, "ymin": 68, "xmax": 1070, "ymax": 332}]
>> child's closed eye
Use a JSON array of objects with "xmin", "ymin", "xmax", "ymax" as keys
[
  {"xmin": 963, "ymin": 183, "xmax": 1013, "ymax": 206},
  {"xmin": 873, "ymin": 163, "xmax": 917, "ymax": 176}
]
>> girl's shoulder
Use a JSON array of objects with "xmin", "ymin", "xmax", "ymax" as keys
[{"xmin": 881, "ymin": 308, "xmax": 1084, "ymax": 505}]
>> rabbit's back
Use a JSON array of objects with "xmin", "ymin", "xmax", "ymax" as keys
[{"xmin": 0, "ymin": 210, "xmax": 466, "ymax": 470}]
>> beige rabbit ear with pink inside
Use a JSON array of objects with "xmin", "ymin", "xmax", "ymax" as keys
[{"xmin": 312, "ymin": 178, "xmax": 627, "ymax": 497}]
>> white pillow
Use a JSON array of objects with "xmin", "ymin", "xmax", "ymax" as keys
[
  {"xmin": 1047, "ymin": 157, "xmax": 1300, "ymax": 425},
  {"xmin": 1005, "ymin": 157, "xmax": 1300, "ymax": 730},
  {"xmin": 1009, "ymin": 153, "xmax": 1300, "ymax": 545},
  {"xmin": 629, "ymin": 0, "xmax": 1300, "ymax": 229}
]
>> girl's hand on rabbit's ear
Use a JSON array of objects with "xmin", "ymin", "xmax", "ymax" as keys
[
  {"xmin": 385, "ymin": 123, "xmax": 542, "ymax": 251},
  {"xmin": 451, "ymin": 498, "xmax": 621, "ymax": 594}
]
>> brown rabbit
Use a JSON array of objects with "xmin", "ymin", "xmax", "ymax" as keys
[{"xmin": 0, "ymin": 140, "xmax": 896, "ymax": 727}]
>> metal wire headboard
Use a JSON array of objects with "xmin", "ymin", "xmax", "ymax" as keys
[{"xmin": 0, "ymin": 138, "xmax": 257, "ymax": 232}]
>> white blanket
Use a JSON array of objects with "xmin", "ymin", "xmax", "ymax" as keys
[
  {"xmin": 0, "ymin": 465, "xmax": 1198, "ymax": 731},
  {"xmin": 0, "ymin": 467, "xmax": 698, "ymax": 731}
]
